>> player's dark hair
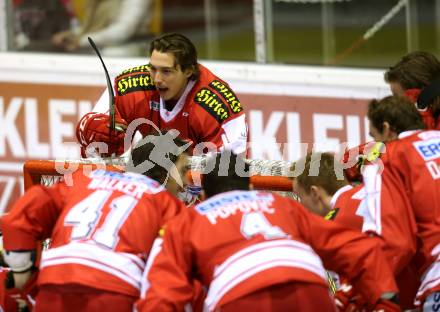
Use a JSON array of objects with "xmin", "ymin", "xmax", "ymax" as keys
[
  {"xmin": 127, "ymin": 130, "xmax": 189, "ymax": 184},
  {"xmin": 202, "ymin": 150, "xmax": 250, "ymax": 198},
  {"xmin": 385, "ymin": 51, "xmax": 440, "ymax": 120},
  {"xmin": 293, "ymin": 152, "xmax": 347, "ymax": 196},
  {"xmin": 149, "ymin": 32, "xmax": 199, "ymax": 80},
  {"xmin": 385, "ymin": 51, "xmax": 440, "ymax": 89},
  {"xmin": 367, "ymin": 96, "xmax": 425, "ymax": 134}
]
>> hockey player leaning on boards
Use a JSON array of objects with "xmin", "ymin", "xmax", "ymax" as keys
[
  {"xmin": 137, "ymin": 150, "xmax": 399, "ymax": 312},
  {"xmin": 76, "ymin": 32, "xmax": 248, "ymax": 158}
]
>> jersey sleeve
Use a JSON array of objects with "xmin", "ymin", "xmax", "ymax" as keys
[
  {"xmin": 154, "ymin": 191, "xmax": 186, "ymax": 226},
  {"xmin": 192, "ymin": 79, "xmax": 248, "ymax": 154},
  {"xmin": 191, "ymin": 110, "xmax": 247, "ymax": 153},
  {"xmin": 220, "ymin": 113, "xmax": 248, "ymax": 154},
  {"xmin": 291, "ymin": 201, "xmax": 398, "ymax": 304},
  {"xmin": 360, "ymin": 162, "xmax": 418, "ymax": 275},
  {"xmin": 1, "ymin": 183, "xmax": 67, "ymax": 250},
  {"xmin": 136, "ymin": 210, "xmax": 194, "ymax": 312},
  {"xmin": 114, "ymin": 65, "xmax": 155, "ymax": 124}
]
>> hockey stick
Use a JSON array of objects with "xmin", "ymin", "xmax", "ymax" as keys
[
  {"xmin": 328, "ymin": 0, "xmax": 406, "ymax": 65},
  {"xmin": 87, "ymin": 37, "xmax": 117, "ymax": 134}
]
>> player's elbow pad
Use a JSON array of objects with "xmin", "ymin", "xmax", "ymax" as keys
[{"xmin": 3, "ymin": 250, "xmax": 35, "ymax": 273}]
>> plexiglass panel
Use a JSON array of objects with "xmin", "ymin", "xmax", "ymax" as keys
[{"xmin": 4, "ymin": 0, "xmax": 440, "ymax": 68}]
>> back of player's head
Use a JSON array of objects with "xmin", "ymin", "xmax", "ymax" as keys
[
  {"xmin": 385, "ymin": 51, "xmax": 440, "ymax": 89},
  {"xmin": 202, "ymin": 150, "xmax": 250, "ymax": 198},
  {"xmin": 149, "ymin": 32, "xmax": 199, "ymax": 80},
  {"xmin": 292, "ymin": 152, "xmax": 347, "ymax": 196},
  {"xmin": 127, "ymin": 130, "xmax": 189, "ymax": 184},
  {"xmin": 385, "ymin": 52, "xmax": 440, "ymax": 121},
  {"xmin": 367, "ymin": 95, "xmax": 425, "ymax": 135}
]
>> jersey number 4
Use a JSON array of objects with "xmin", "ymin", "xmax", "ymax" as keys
[
  {"xmin": 240, "ymin": 212, "xmax": 287, "ymax": 239},
  {"xmin": 64, "ymin": 190, "xmax": 137, "ymax": 249}
]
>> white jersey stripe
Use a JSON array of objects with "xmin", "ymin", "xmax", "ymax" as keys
[
  {"xmin": 140, "ymin": 237, "xmax": 163, "ymax": 298},
  {"xmin": 205, "ymin": 239, "xmax": 326, "ymax": 311},
  {"xmin": 41, "ymin": 241, "xmax": 145, "ymax": 289},
  {"xmin": 123, "ymin": 252, "xmax": 146, "ymax": 270},
  {"xmin": 213, "ymin": 239, "xmax": 319, "ymax": 278},
  {"xmin": 415, "ymin": 244, "xmax": 440, "ymax": 305},
  {"xmin": 360, "ymin": 164, "xmax": 382, "ymax": 234},
  {"xmin": 41, "ymin": 257, "xmax": 141, "ymax": 289}
]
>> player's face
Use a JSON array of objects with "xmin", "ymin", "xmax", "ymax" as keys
[
  {"xmin": 389, "ymin": 81, "xmax": 406, "ymax": 97},
  {"xmin": 166, "ymin": 154, "xmax": 190, "ymax": 197},
  {"xmin": 149, "ymin": 50, "xmax": 194, "ymax": 101},
  {"xmin": 369, "ymin": 120, "xmax": 395, "ymax": 142},
  {"xmin": 292, "ymin": 180, "xmax": 326, "ymax": 217},
  {"xmin": 369, "ymin": 121, "xmax": 383, "ymax": 142}
]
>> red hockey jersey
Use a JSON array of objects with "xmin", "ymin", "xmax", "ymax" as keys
[
  {"xmin": 329, "ymin": 183, "xmax": 419, "ymax": 309},
  {"xmin": 112, "ymin": 64, "xmax": 247, "ymax": 154},
  {"xmin": 331, "ymin": 181, "xmax": 417, "ymax": 275},
  {"xmin": 137, "ymin": 190, "xmax": 397, "ymax": 311},
  {"xmin": 1, "ymin": 170, "xmax": 185, "ymax": 298},
  {"xmin": 326, "ymin": 184, "xmax": 363, "ymax": 229},
  {"xmin": 362, "ymin": 130, "xmax": 440, "ymax": 304}
]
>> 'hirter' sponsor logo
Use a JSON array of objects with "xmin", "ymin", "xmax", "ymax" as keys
[
  {"xmin": 119, "ymin": 64, "xmax": 150, "ymax": 76},
  {"xmin": 117, "ymin": 73, "xmax": 155, "ymax": 96},
  {"xmin": 209, "ymin": 80, "xmax": 243, "ymax": 114},
  {"xmin": 194, "ymin": 88, "xmax": 229, "ymax": 123}
]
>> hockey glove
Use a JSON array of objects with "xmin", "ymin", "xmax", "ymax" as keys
[
  {"xmin": 334, "ymin": 282, "xmax": 366, "ymax": 312},
  {"xmin": 76, "ymin": 112, "xmax": 127, "ymax": 157}
]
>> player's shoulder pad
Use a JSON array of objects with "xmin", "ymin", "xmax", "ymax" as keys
[
  {"xmin": 116, "ymin": 64, "xmax": 150, "ymax": 78},
  {"xmin": 193, "ymin": 79, "xmax": 243, "ymax": 124},
  {"xmin": 115, "ymin": 64, "xmax": 156, "ymax": 96},
  {"xmin": 194, "ymin": 86, "xmax": 229, "ymax": 123},
  {"xmin": 208, "ymin": 80, "xmax": 243, "ymax": 114}
]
